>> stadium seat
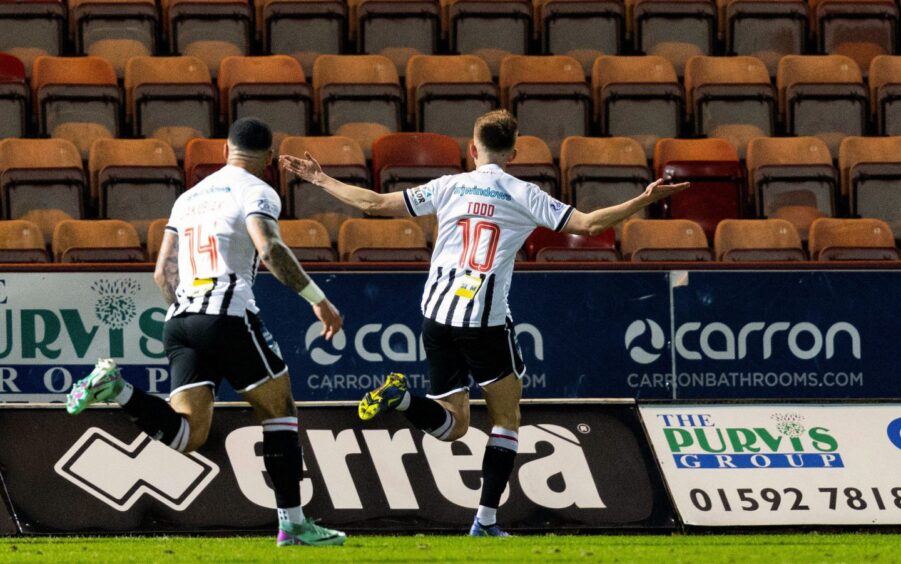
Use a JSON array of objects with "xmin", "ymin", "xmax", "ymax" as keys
[
  {"xmin": 183, "ymin": 138, "xmax": 227, "ymax": 188},
  {"xmin": 279, "ymin": 136, "xmax": 369, "ymax": 242},
  {"xmin": 632, "ymin": 0, "xmax": 716, "ymax": 76},
  {"xmin": 146, "ymin": 217, "xmax": 167, "ymax": 262},
  {"xmin": 869, "ymin": 55, "xmax": 901, "ymax": 135},
  {"xmin": 683, "ymin": 56, "xmax": 775, "ymax": 157},
  {"xmin": 592, "ymin": 55, "xmax": 682, "ymax": 158},
  {"xmin": 0, "ymin": 220, "xmax": 49, "ymax": 262},
  {"xmin": 349, "ymin": 0, "xmax": 440, "ymax": 75},
  {"xmin": 621, "ymin": 218, "xmax": 713, "ymax": 261},
  {"xmin": 218, "ymin": 56, "xmax": 312, "ymax": 149},
  {"xmin": 405, "ymin": 55, "xmax": 498, "ymax": 149},
  {"xmin": 499, "ymin": 55, "xmax": 591, "ymax": 157},
  {"xmin": 258, "ymin": 0, "xmax": 346, "ymax": 76},
  {"xmin": 334, "ymin": 122, "xmax": 393, "ymax": 160},
  {"xmin": 20, "ymin": 208, "xmax": 72, "ymax": 244},
  {"xmin": 559, "ymin": 136, "xmax": 652, "ymax": 237},
  {"xmin": 88, "ymin": 138, "xmax": 182, "ymax": 243},
  {"xmin": 0, "ymin": 139, "xmax": 85, "ymax": 231},
  {"xmin": 279, "ymin": 219, "xmax": 337, "ymax": 261},
  {"xmin": 746, "ymin": 136, "xmax": 836, "ymax": 239},
  {"xmin": 165, "ymin": 0, "xmax": 251, "ymax": 78},
  {"xmin": 125, "ymin": 56, "xmax": 216, "ymax": 160},
  {"xmin": 713, "ymin": 218, "xmax": 805, "ymax": 261},
  {"xmin": 52, "ymin": 219, "xmax": 146, "ymax": 262},
  {"xmin": 372, "ymin": 132, "xmax": 461, "ymax": 193},
  {"xmin": 777, "ymin": 55, "xmax": 867, "ymax": 154},
  {"xmin": 653, "ymin": 137, "xmax": 743, "ymax": 240},
  {"xmin": 443, "ymin": 0, "xmax": 532, "ymax": 76},
  {"xmin": 71, "ymin": 0, "xmax": 158, "ymax": 77},
  {"xmin": 0, "ymin": 0, "xmax": 65, "ymax": 77},
  {"xmin": 337, "ymin": 217, "xmax": 429, "ymax": 261},
  {"xmin": 724, "ymin": 0, "xmax": 807, "ymax": 75},
  {"xmin": 536, "ymin": 0, "xmax": 624, "ymax": 75},
  {"xmin": 810, "ymin": 0, "xmax": 897, "ymax": 75},
  {"xmin": 808, "ymin": 217, "xmax": 898, "ymax": 260},
  {"xmin": 0, "ymin": 54, "xmax": 27, "ymax": 139},
  {"xmin": 505, "ymin": 136, "xmax": 558, "ymax": 197},
  {"xmin": 524, "ymin": 226, "xmax": 618, "ymax": 261},
  {"xmin": 312, "ymin": 54, "xmax": 403, "ymax": 136},
  {"xmin": 839, "ymin": 136, "xmax": 901, "ymax": 237},
  {"xmin": 31, "ymin": 56, "xmax": 120, "ymax": 159}
]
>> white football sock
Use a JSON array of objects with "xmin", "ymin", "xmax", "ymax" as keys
[
  {"xmin": 113, "ymin": 381, "xmax": 134, "ymax": 405},
  {"xmin": 278, "ymin": 506, "xmax": 304, "ymax": 525},
  {"xmin": 476, "ymin": 505, "xmax": 497, "ymax": 526},
  {"xmin": 396, "ymin": 390, "xmax": 411, "ymax": 411}
]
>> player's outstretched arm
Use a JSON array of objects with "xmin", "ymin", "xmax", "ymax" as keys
[
  {"xmin": 247, "ymin": 215, "xmax": 342, "ymax": 340},
  {"xmin": 153, "ymin": 231, "xmax": 179, "ymax": 306},
  {"xmin": 563, "ymin": 178, "xmax": 690, "ymax": 236},
  {"xmin": 279, "ymin": 153, "xmax": 409, "ymax": 217}
]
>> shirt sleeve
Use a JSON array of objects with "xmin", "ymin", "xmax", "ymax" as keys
[
  {"xmin": 525, "ymin": 183, "xmax": 574, "ymax": 231},
  {"xmin": 243, "ymin": 182, "xmax": 282, "ymax": 221},
  {"xmin": 402, "ymin": 178, "xmax": 441, "ymax": 217}
]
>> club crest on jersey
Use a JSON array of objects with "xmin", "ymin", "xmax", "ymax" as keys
[{"xmin": 549, "ymin": 199, "xmax": 564, "ymax": 212}]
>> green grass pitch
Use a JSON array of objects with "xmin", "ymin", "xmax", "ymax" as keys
[{"xmin": 1, "ymin": 533, "xmax": 899, "ymax": 562}]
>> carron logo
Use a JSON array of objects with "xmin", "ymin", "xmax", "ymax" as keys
[{"xmin": 625, "ymin": 320, "xmax": 862, "ymax": 364}]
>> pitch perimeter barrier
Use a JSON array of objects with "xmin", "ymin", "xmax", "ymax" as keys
[
  {"xmin": 0, "ymin": 402, "xmax": 675, "ymax": 535},
  {"xmin": 0, "ymin": 267, "xmax": 898, "ymax": 401}
]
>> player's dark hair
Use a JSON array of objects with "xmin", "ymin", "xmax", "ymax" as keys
[
  {"xmin": 227, "ymin": 117, "xmax": 273, "ymax": 152},
  {"xmin": 474, "ymin": 110, "xmax": 518, "ymax": 154}
]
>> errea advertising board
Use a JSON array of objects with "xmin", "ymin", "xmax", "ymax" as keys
[{"xmin": 640, "ymin": 404, "xmax": 901, "ymax": 525}]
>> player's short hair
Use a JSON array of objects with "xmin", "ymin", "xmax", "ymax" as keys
[
  {"xmin": 227, "ymin": 117, "xmax": 273, "ymax": 153},
  {"xmin": 474, "ymin": 110, "xmax": 518, "ymax": 154}
]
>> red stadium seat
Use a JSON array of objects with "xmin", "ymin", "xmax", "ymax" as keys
[
  {"xmin": 0, "ymin": 53, "xmax": 27, "ymax": 139},
  {"xmin": 524, "ymin": 227, "xmax": 617, "ymax": 261},
  {"xmin": 371, "ymin": 132, "xmax": 462, "ymax": 193}
]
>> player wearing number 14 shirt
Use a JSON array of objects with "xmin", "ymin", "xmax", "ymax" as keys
[{"xmin": 280, "ymin": 110, "xmax": 689, "ymax": 536}]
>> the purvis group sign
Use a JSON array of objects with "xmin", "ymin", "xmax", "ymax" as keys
[{"xmin": 640, "ymin": 404, "xmax": 901, "ymax": 526}]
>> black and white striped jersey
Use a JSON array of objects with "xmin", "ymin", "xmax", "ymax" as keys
[
  {"xmin": 404, "ymin": 163, "xmax": 574, "ymax": 328},
  {"xmin": 165, "ymin": 165, "xmax": 282, "ymax": 319}
]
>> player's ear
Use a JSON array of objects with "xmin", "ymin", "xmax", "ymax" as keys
[
  {"xmin": 469, "ymin": 140, "xmax": 478, "ymax": 161},
  {"xmin": 223, "ymin": 142, "xmax": 229, "ymax": 160}
]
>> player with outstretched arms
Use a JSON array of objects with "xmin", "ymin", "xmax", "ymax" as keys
[
  {"xmin": 66, "ymin": 118, "xmax": 347, "ymax": 547},
  {"xmin": 280, "ymin": 110, "xmax": 689, "ymax": 536}
]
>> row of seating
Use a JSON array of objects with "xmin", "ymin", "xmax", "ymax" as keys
[
  {"xmin": 3, "ymin": 216, "xmax": 895, "ymax": 264},
  {"xmin": 0, "ymin": 0, "xmax": 896, "ymax": 79},
  {"xmin": 3, "ymin": 51, "xmax": 901, "ymax": 162},
  {"xmin": 2, "ymin": 133, "xmax": 901, "ymax": 249}
]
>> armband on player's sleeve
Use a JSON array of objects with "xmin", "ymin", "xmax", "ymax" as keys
[{"xmin": 299, "ymin": 280, "xmax": 326, "ymax": 305}]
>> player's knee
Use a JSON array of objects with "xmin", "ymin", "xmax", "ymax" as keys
[{"xmin": 443, "ymin": 414, "xmax": 470, "ymax": 441}]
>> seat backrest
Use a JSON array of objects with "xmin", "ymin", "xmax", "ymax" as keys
[
  {"xmin": 0, "ymin": 219, "xmax": 45, "ymax": 250},
  {"xmin": 312, "ymin": 54, "xmax": 399, "ymax": 92},
  {"xmin": 683, "ymin": 55, "xmax": 771, "ymax": 110},
  {"xmin": 653, "ymin": 137, "xmax": 738, "ymax": 176},
  {"xmin": 405, "ymin": 54, "xmax": 491, "ymax": 112},
  {"xmin": 371, "ymin": 132, "xmax": 461, "ymax": 190},
  {"xmin": 498, "ymin": 54, "xmax": 584, "ymax": 102},
  {"xmin": 52, "ymin": 219, "xmax": 142, "ymax": 261},
  {"xmin": 124, "ymin": 55, "xmax": 212, "ymax": 115},
  {"xmin": 280, "ymin": 219, "xmax": 331, "ymax": 248},
  {"xmin": 621, "ymin": 218, "xmax": 710, "ymax": 259},
  {"xmin": 725, "ymin": 0, "xmax": 807, "ymax": 75},
  {"xmin": 0, "ymin": 137, "xmax": 82, "ymax": 172},
  {"xmin": 808, "ymin": 217, "xmax": 896, "ymax": 259},
  {"xmin": 838, "ymin": 135, "xmax": 901, "ymax": 196},
  {"xmin": 776, "ymin": 54, "xmax": 862, "ymax": 111},
  {"xmin": 713, "ymin": 218, "xmax": 802, "ymax": 260},
  {"xmin": 337, "ymin": 218, "xmax": 426, "ymax": 259},
  {"xmin": 511, "ymin": 135, "xmax": 552, "ymax": 164},
  {"xmin": 279, "ymin": 135, "xmax": 366, "ymax": 167},
  {"xmin": 218, "ymin": 54, "xmax": 305, "ymax": 110},
  {"xmin": 869, "ymin": 54, "xmax": 901, "ymax": 107},
  {"xmin": 0, "ymin": 53, "xmax": 26, "ymax": 84},
  {"xmin": 524, "ymin": 226, "xmax": 616, "ymax": 260},
  {"xmin": 184, "ymin": 138, "xmax": 226, "ymax": 187},
  {"xmin": 147, "ymin": 217, "xmax": 168, "ymax": 261},
  {"xmin": 559, "ymin": 136, "xmax": 646, "ymax": 197},
  {"xmin": 88, "ymin": 138, "xmax": 178, "ymax": 198},
  {"xmin": 31, "ymin": 55, "xmax": 117, "ymax": 90},
  {"xmin": 593, "ymin": 54, "xmax": 678, "ymax": 89},
  {"xmin": 746, "ymin": 135, "xmax": 833, "ymax": 171}
]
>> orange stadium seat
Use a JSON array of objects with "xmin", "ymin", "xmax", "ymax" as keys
[
  {"xmin": 746, "ymin": 136, "xmax": 835, "ymax": 239},
  {"xmin": 405, "ymin": 55, "xmax": 498, "ymax": 149},
  {"xmin": 621, "ymin": 218, "xmax": 713, "ymax": 261},
  {"xmin": 53, "ymin": 219, "xmax": 146, "ymax": 262},
  {"xmin": 0, "ymin": 0, "xmax": 65, "ymax": 77},
  {"xmin": 279, "ymin": 219, "xmax": 337, "ymax": 261},
  {"xmin": 536, "ymin": 0, "xmax": 624, "ymax": 75},
  {"xmin": 0, "ymin": 220, "xmax": 50, "ymax": 262},
  {"xmin": 125, "ymin": 56, "xmax": 216, "ymax": 160},
  {"xmin": 443, "ymin": 0, "xmax": 532, "ymax": 76},
  {"xmin": 524, "ymin": 226, "xmax": 618, "ymax": 261},
  {"xmin": 279, "ymin": 136, "xmax": 370, "ymax": 242},
  {"xmin": 146, "ymin": 217, "xmax": 167, "ymax": 262},
  {"xmin": 592, "ymin": 55, "xmax": 682, "ymax": 158},
  {"xmin": 724, "ymin": 0, "xmax": 807, "ymax": 76},
  {"xmin": 218, "ymin": 55, "xmax": 312, "ymax": 149},
  {"xmin": 0, "ymin": 54, "xmax": 27, "ymax": 139},
  {"xmin": 70, "ymin": 0, "xmax": 158, "ymax": 77},
  {"xmin": 88, "ymin": 138, "xmax": 182, "ymax": 243},
  {"xmin": 505, "ymin": 136, "xmax": 558, "ymax": 197},
  {"xmin": 808, "ymin": 217, "xmax": 898, "ymax": 260},
  {"xmin": 777, "ymin": 55, "xmax": 867, "ymax": 154},
  {"xmin": 632, "ymin": 0, "xmax": 716, "ymax": 76},
  {"xmin": 839, "ymin": 136, "xmax": 901, "ymax": 237},
  {"xmin": 258, "ymin": 0, "xmax": 346, "ymax": 75},
  {"xmin": 165, "ymin": 0, "xmax": 251, "ymax": 78},
  {"xmin": 810, "ymin": 0, "xmax": 897, "ymax": 75},
  {"xmin": 183, "ymin": 138, "xmax": 226, "ymax": 188},
  {"xmin": 654, "ymin": 137, "xmax": 743, "ymax": 240},
  {"xmin": 869, "ymin": 55, "xmax": 901, "ymax": 135},
  {"xmin": 31, "ymin": 56, "xmax": 120, "ymax": 158},
  {"xmin": 499, "ymin": 55, "xmax": 591, "ymax": 157},
  {"xmin": 714, "ymin": 218, "xmax": 805, "ymax": 261},
  {"xmin": 338, "ymin": 217, "xmax": 429, "ymax": 261},
  {"xmin": 349, "ymin": 0, "xmax": 440, "ymax": 76},
  {"xmin": 683, "ymin": 56, "xmax": 775, "ymax": 157}
]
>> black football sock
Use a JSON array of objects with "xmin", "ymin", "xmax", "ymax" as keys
[
  {"xmin": 262, "ymin": 418, "xmax": 304, "ymax": 523},
  {"xmin": 400, "ymin": 393, "xmax": 455, "ymax": 440},
  {"xmin": 119, "ymin": 387, "xmax": 189, "ymax": 451},
  {"xmin": 477, "ymin": 426, "xmax": 519, "ymax": 525}
]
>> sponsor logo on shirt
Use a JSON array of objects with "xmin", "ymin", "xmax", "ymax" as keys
[
  {"xmin": 411, "ymin": 187, "xmax": 431, "ymax": 205},
  {"xmin": 452, "ymin": 185, "xmax": 512, "ymax": 201}
]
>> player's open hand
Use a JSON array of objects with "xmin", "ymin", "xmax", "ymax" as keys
[
  {"xmin": 644, "ymin": 178, "xmax": 690, "ymax": 202},
  {"xmin": 313, "ymin": 298, "xmax": 342, "ymax": 341},
  {"xmin": 279, "ymin": 152, "xmax": 325, "ymax": 185}
]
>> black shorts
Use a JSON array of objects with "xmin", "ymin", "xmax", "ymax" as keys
[
  {"xmin": 163, "ymin": 311, "xmax": 288, "ymax": 396},
  {"xmin": 421, "ymin": 316, "xmax": 525, "ymax": 399}
]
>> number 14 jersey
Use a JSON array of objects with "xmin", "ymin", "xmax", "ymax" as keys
[{"xmin": 403, "ymin": 163, "xmax": 574, "ymax": 328}]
